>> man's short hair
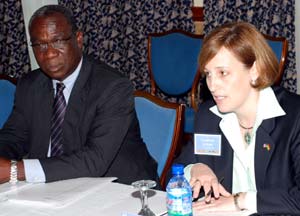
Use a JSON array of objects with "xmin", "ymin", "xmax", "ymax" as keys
[{"xmin": 29, "ymin": 5, "xmax": 78, "ymax": 34}]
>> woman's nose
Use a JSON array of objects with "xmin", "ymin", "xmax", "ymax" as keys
[{"xmin": 207, "ymin": 74, "xmax": 218, "ymax": 93}]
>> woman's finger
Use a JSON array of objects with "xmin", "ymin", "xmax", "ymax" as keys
[
  {"xmin": 219, "ymin": 184, "xmax": 231, "ymax": 197},
  {"xmin": 191, "ymin": 180, "xmax": 202, "ymax": 198}
]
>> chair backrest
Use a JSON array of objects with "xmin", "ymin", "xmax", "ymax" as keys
[
  {"xmin": 0, "ymin": 74, "xmax": 17, "ymax": 128},
  {"xmin": 134, "ymin": 90, "xmax": 184, "ymax": 188},
  {"xmin": 148, "ymin": 29, "xmax": 204, "ymax": 110},
  {"xmin": 264, "ymin": 34, "xmax": 288, "ymax": 85}
]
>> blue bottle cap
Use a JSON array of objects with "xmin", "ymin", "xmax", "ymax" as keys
[{"xmin": 172, "ymin": 164, "xmax": 184, "ymax": 175}]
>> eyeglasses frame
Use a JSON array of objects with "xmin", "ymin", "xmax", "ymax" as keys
[{"xmin": 30, "ymin": 33, "xmax": 74, "ymax": 53}]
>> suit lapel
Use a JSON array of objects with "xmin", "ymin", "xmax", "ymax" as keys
[
  {"xmin": 218, "ymin": 137, "xmax": 234, "ymax": 192},
  {"xmin": 254, "ymin": 118, "xmax": 276, "ymax": 189},
  {"xmin": 37, "ymin": 76, "xmax": 53, "ymax": 156},
  {"xmin": 63, "ymin": 56, "xmax": 91, "ymax": 152}
]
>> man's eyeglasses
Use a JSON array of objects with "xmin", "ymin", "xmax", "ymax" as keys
[{"xmin": 31, "ymin": 35, "xmax": 73, "ymax": 53}]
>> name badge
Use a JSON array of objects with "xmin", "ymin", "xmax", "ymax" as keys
[{"xmin": 194, "ymin": 133, "xmax": 221, "ymax": 156}]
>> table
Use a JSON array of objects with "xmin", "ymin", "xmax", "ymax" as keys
[
  {"xmin": 0, "ymin": 178, "xmax": 253, "ymax": 216},
  {"xmin": 0, "ymin": 178, "xmax": 167, "ymax": 216}
]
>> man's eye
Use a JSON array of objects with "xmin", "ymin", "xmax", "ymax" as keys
[
  {"xmin": 32, "ymin": 43, "xmax": 45, "ymax": 48},
  {"xmin": 53, "ymin": 39, "xmax": 63, "ymax": 46},
  {"xmin": 39, "ymin": 43, "xmax": 47, "ymax": 49},
  {"xmin": 57, "ymin": 39, "xmax": 64, "ymax": 44}
]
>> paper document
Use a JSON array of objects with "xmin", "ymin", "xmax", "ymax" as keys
[
  {"xmin": 193, "ymin": 210, "xmax": 254, "ymax": 216},
  {"xmin": 0, "ymin": 182, "xmax": 33, "ymax": 201},
  {"xmin": 2, "ymin": 177, "xmax": 117, "ymax": 208}
]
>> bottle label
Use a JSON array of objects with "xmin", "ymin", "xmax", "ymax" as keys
[{"xmin": 166, "ymin": 188, "xmax": 192, "ymax": 216}]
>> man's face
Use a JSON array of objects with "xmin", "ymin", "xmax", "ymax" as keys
[{"xmin": 29, "ymin": 13, "xmax": 83, "ymax": 81}]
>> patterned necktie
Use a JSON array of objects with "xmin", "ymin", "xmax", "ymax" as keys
[{"xmin": 50, "ymin": 82, "xmax": 66, "ymax": 156}]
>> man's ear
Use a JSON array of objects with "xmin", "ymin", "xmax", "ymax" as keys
[{"xmin": 76, "ymin": 31, "xmax": 84, "ymax": 50}]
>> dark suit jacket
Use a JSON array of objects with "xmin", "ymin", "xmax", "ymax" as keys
[
  {"xmin": 175, "ymin": 86, "xmax": 300, "ymax": 214},
  {"xmin": 0, "ymin": 55, "xmax": 158, "ymax": 185}
]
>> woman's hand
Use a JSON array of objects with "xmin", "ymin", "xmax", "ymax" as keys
[
  {"xmin": 193, "ymin": 195, "xmax": 235, "ymax": 212},
  {"xmin": 193, "ymin": 192, "xmax": 246, "ymax": 212},
  {"xmin": 189, "ymin": 163, "xmax": 230, "ymax": 203}
]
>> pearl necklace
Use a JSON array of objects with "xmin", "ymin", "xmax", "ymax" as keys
[{"xmin": 239, "ymin": 123, "xmax": 253, "ymax": 145}]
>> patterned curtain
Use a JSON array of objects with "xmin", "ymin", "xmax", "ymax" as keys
[
  {"xmin": 58, "ymin": 0, "xmax": 194, "ymax": 92},
  {"xmin": 0, "ymin": 0, "xmax": 31, "ymax": 78},
  {"xmin": 203, "ymin": 0, "xmax": 296, "ymax": 93}
]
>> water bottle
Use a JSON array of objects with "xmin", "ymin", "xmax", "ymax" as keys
[{"xmin": 166, "ymin": 163, "xmax": 193, "ymax": 216}]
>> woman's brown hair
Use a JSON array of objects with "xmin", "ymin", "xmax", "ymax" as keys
[{"xmin": 199, "ymin": 22, "xmax": 279, "ymax": 89}]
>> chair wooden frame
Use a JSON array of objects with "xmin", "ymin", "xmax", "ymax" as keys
[
  {"xmin": 147, "ymin": 29, "xmax": 204, "ymax": 111},
  {"xmin": 134, "ymin": 90, "xmax": 184, "ymax": 188},
  {"xmin": 0, "ymin": 74, "xmax": 17, "ymax": 85},
  {"xmin": 263, "ymin": 34, "xmax": 288, "ymax": 85}
]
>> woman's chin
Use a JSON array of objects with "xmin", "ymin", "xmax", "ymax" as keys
[{"xmin": 216, "ymin": 106, "xmax": 231, "ymax": 114}]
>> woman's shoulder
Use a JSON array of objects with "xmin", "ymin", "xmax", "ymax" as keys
[
  {"xmin": 198, "ymin": 99, "xmax": 216, "ymax": 112},
  {"xmin": 196, "ymin": 99, "xmax": 220, "ymax": 123},
  {"xmin": 273, "ymin": 86, "xmax": 300, "ymax": 107},
  {"xmin": 273, "ymin": 86, "xmax": 300, "ymax": 122}
]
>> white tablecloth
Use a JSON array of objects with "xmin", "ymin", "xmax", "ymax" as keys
[
  {"xmin": 0, "ymin": 178, "xmax": 253, "ymax": 216},
  {"xmin": 0, "ymin": 178, "xmax": 167, "ymax": 216}
]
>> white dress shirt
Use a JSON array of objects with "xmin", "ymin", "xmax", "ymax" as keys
[
  {"xmin": 23, "ymin": 57, "xmax": 83, "ymax": 183},
  {"xmin": 184, "ymin": 87, "xmax": 285, "ymax": 212}
]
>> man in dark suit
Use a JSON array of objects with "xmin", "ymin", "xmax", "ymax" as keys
[{"xmin": 0, "ymin": 5, "xmax": 158, "ymax": 185}]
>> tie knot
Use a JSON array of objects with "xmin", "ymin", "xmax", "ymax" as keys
[{"xmin": 56, "ymin": 82, "xmax": 65, "ymax": 93}]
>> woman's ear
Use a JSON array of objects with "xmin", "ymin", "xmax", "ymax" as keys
[{"xmin": 249, "ymin": 61, "xmax": 259, "ymax": 82}]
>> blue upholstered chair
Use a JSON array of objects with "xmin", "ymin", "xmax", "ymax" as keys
[
  {"xmin": 0, "ymin": 74, "xmax": 17, "ymax": 128},
  {"xmin": 147, "ymin": 30, "xmax": 204, "ymax": 134},
  {"xmin": 264, "ymin": 34, "xmax": 288, "ymax": 85},
  {"xmin": 134, "ymin": 90, "xmax": 184, "ymax": 188}
]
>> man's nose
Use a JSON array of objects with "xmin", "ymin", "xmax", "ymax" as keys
[{"xmin": 44, "ymin": 44, "xmax": 59, "ymax": 58}]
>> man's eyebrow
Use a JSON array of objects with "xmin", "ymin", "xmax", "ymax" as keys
[{"xmin": 30, "ymin": 33, "xmax": 68, "ymax": 43}]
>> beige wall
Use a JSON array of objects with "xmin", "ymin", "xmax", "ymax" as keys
[{"xmin": 193, "ymin": 0, "xmax": 203, "ymax": 6}]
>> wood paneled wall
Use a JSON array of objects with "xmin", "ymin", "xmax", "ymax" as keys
[{"xmin": 191, "ymin": 6, "xmax": 204, "ymax": 34}]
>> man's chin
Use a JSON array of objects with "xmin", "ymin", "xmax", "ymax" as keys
[{"xmin": 44, "ymin": 71, "xmax": 65, "ymax": 81}]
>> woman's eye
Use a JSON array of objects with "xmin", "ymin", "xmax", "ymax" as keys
[
  {"xmin": 204, "ymin": 71, "xmax": 211, "ymax": 77},
  {"xmin": 221, "ymin": 70, "xmax": 228, "ymax": 76}
]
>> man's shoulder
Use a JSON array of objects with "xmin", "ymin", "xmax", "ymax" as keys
[
  {"xmin": 18, "ymin": 68, "xmax": 49, "ymax": 86},
  {"xmin": 82, "ymin": 55, "xmax": 130, "ymax": 88},
  {"xmin": 83, "ymin": 55, "xmax": 125, "ymax": 78}
]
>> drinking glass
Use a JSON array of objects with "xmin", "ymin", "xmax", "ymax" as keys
[{"xmin": 132, "ymin": 180, "xmax": 157, "ymax": 216}]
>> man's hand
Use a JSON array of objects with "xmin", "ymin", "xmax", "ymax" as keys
[
  {"xmin": 0, "ymin": 158, "xmax": 25, "ymax": 183},
  {"xmin": 0, "ymin": 158, "xmax": 11, "ymax": 183}
]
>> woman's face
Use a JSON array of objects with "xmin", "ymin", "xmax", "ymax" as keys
[{"xmin": 204, "ymin": 47, "xmax": 258, "ymax": 114}]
